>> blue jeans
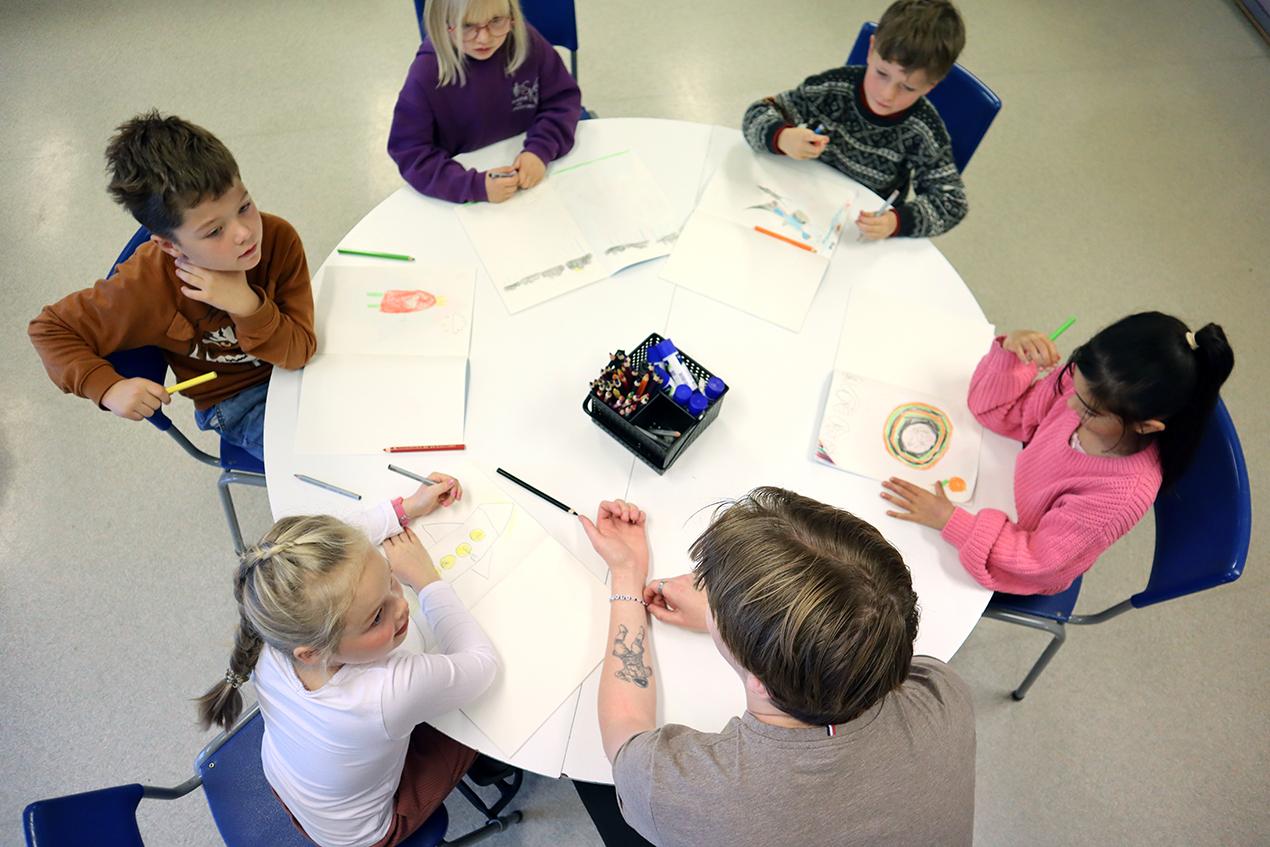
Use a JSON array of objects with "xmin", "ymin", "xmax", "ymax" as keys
[{"xmin": 194, "ymin": 380, "xmax": 269, "ymax": 461}]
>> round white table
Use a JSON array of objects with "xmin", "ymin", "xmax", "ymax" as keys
[{"xmin": 264, "ymin": 118, "xmax": 1016, "ymax": 784}]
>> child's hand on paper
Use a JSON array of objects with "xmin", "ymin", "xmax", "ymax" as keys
[
  {"xmin": 856, "ymin": 209, "xmax": 898, "ymax": 241},
  {"xmin": 484, "ymin": 168, "xmax": 520, "ymax": 203},
  {"xmin": 513, "ymin": 151, "xmax": 546, "ymax": 189},
  {"xmin": 402, "ymin": 474, "xmax": 462, "ymax": 518},
  {"xmin": 880, "ymin": 477, "xmax": 955, "ymax": 530},
  {"xmin": 102, "ymin": 377, "xmax": 171, "ymax": 421},
  {"xmin": 579, "ymin": 499, "xmax": 649, "ymax": 589},
  {"xmin": 1003, "ymin": 330, "xmax": 1061, "ymax": 368},
  {"xmin": 173, "ymin": 258, "xmax": 262, "ymax": 316},
  {"xmin": 643, "ymin": 574, "xmax": 708, "ymax": 632},
  {"xmin": 777, "ymin": 126, "xmax": 829, "ymax": 160},
  {"xmin": 384, "ymin": 527, "xmax": 440, "ymax": 591}
]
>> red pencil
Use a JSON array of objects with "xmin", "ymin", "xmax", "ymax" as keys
[
  {"xmin": 383, "ymin": 444, "xmax": 466, "ymax": 453},
  {"xmin": 754, "ymin": 225, "xmax": 816, "ymax": 253}
]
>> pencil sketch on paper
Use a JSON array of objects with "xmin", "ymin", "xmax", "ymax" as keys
[
  {"xmin": 504, "ymin": 252, "xmax": 595, "ymax": 291},
  {"xmin": 883, "ymin": 402, "xmax": 953, "ymax": 469},
  {"xmin": 745, "ymin": 184, "xmax": 850, "ymax": 254}
]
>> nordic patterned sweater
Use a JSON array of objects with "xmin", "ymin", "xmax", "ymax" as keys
[
  {"xmin": 940, "ymin": 339, "xmax": 1163, "ymax": 596},
  {"xmin": 742, "ymin": 65, "xmax": 967, "ymax": 238}
]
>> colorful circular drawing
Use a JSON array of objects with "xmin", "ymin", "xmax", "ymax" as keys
[
  {"xmin": 469, "ymin": 528, "xmax": 486, "ymax": 542},
  {"xmin": 456, "ymin": 542, "xmax": 472, "ymax": 557},
  {"xmin": 883, "ymin": 402, "xmax": 952, "ymax": 469},
  {"xmin": 439, "ymin": 555, "xmax": 456, "ymax": 570}
]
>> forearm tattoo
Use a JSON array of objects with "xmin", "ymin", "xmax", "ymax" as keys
[{"xmin": 612, "ymin": 624, "xmax": 652, "ymax": 688}]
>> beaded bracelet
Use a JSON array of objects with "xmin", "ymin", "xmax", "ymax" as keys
[{"xmin": 609, "ymin": 593, "xmax": 648, "ymax": 607}]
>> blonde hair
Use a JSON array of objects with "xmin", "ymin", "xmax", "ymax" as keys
[
  {"xmin": 425, "ymin": 0, "xmax": 530, "ymax": 87},
  {"xmin": 196, "ymin": 515, "xmax": 372, "ymax": 731},
  {"xmin": 691, "ymin": 488, "xmax": 920, "ymax": 725}
]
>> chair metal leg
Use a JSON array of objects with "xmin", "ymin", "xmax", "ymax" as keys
[
  {"xmin": 1011, "ymin": 625, "xmax": 1066, "ymax": 701},
  {"xmin": 981, "ymin": 607, "xmax": 1069, "ymax": 701},
  {"xmin": 217, "ymin": 476, "xmax": 246, "ymax": 555},
  {"xmin": 444, "ymin": 810, "xmax": 524, "ymax": 846}
]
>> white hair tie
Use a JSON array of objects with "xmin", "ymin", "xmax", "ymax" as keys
[{"xmin": 1185, "ymin": 331, "xmax": 1199, "ymax": 351}]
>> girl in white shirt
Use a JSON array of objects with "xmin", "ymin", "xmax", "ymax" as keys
[{"xmin": 198, "ymin": 473, "xmax": 499, "ymax": 847}]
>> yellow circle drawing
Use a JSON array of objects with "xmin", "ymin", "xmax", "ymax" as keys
[
  {"xmin": 469, "ymin": 528, "xmax": 486, "ymax": 541},
  {"xmin": 456, "ymin": 542, "xmax": 472, "ymax": 557},
  {"xmin": 439, "ymin": 555, "xmax": 456, "ymax": 570}
]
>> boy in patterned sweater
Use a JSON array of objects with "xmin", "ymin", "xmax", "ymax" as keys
[
  {"xmin": 742, "ymin": 0, "xmax": 968, "ymax": 239},
  {"xmin": 29, "ymin": 112, "xmax": 315, "ymax": 460}
]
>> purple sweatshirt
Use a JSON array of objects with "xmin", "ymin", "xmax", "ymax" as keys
[{"xmin": 387, "ymin": 25, "xmax": 582, "ymax": 204}]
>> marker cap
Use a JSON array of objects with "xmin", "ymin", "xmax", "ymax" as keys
[
  {"xmin": 672, "ymin": 384, "xmax": 693, "ymax": 406},
  {"xmin": 687, "ymin": 391, "xmax": 709, "ymax": 417},
  {"xmin": 704, "ymin": 376, "xmax": 727, "ymax": 400}
]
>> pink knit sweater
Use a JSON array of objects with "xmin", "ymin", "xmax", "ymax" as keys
[{"xmin": 940, "ymin": 339, "xmax": 1162, "ymax": 595}]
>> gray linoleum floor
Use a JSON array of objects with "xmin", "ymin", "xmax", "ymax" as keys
[{"xmin": 1, "ymin": 1, "xmax": 1267, "ymax": 845}]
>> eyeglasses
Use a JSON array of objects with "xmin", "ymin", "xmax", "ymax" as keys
[{"xmin": 448, "ymin": 15, "xmax": 513, "ymax": 42}]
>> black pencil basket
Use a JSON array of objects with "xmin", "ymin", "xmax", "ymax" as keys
[{"xmin": 582, "ymin": 333, "xmax": 728, "ymax": 474}]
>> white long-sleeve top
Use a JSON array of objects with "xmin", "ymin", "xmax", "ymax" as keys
[{"xmin": 253, "ymin": 501, "xmax": 499, "ymax": 847}]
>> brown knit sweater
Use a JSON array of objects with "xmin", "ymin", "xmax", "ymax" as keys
[{"xmin": 29, "ymin": 212, "xmax": 315, "ymax": 411}]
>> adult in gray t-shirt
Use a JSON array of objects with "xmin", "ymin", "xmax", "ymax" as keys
[
  {"xmin": 578, "ymin": 488, "xmax": 977, "ymax": 847},
  {"xmin": 612, "ymin": 657, "xmax": 975, "ymax": 847}
]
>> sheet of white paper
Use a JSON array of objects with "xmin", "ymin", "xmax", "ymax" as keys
[
  {"xmin": 456, "ymin": 185, "xmax": 607, "ymax": 313},
  {"xmin": 314, "ymin": 264, "xmax": 474, "ymax": 358},
  {"xmin": 696, "ymin": 147, "xmax": 859, "ymax": 257},
  {"xmin": 835, "ymin": 286, "xmax": 995, "ymax": 399},
  {"xmin": 293, "ymin": 354, "xmax": 466, "ymax": 455},
  {"xmin": 460, "ymin": 528, "xmax": 610, "ymax": 757},
  {"xmin": 661, "ymin": 147, "xmax": 859, "ymax": 331},
  {"xmin": 816, "ymin": 371, "xmax": 983, "ymax": 501},
  {"xmin": 551, "ymin": 150, "xmax": 681, "ymax": 275},
  {"xmin": 661, "ymin": 212, "xmax": 828, "ymax": 331}
]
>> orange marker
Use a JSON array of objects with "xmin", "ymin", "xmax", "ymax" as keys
[
  {"xmin": 754, "ymin": 225, "xmax": 816, "ymax": 253},
  {"xmin": 384, "ymin": 444, "xmax": 466, "ymax": 453}
]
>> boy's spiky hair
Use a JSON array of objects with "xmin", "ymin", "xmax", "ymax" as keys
[
  {"xmin": 104, "ymin": 110, "xmax": 239, "ymax": 237},
  {"xmin": 874, "ymin": 0, "xmax": 966, "ymax": 82}
]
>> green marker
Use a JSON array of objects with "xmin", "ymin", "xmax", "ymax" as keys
[
  {"xmin": 1049, "ymin": 316, "xmax": 1077, "ymax": 341},
  {"xmin": 337, "ymin": 248, "xmax": 415, "ymax": 262}
]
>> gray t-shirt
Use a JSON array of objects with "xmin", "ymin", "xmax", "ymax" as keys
[{"xmin": 612, "ymin": 657, "xmax": 975, "ymax": 847}]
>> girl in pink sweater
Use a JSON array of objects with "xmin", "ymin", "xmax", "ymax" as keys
[{"xmin": 880, "ymin": 312, "xmax": 1234, "ymax": 595}]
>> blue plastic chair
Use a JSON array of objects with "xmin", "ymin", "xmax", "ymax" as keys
[
  {"xmin": 22, "ymin": 705, "xmax": 524, "ymax": 846},
  {"xmin": 413, "ymin": 0, "xmax": 580, "ymax": 78},
  {"xmin": 103, "ymin": 227, "xmax": 265, "ymax": 555},
  {"xmin": 982, "ymin": 399, "xmax": 1252, "ymax": 700},
  {"xmin": 846, "ymin": 21, "xmax": 1001, "ymax": 173}
]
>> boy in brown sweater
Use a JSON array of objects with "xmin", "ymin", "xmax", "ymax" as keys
[{"xmin": 28, "ymin": 111, "xmax": 316, "ymax": 460}]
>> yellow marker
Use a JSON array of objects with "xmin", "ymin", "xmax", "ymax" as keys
[{"xmin": 167, "ymin": 371, "xmax": 218, "ymax": 394}]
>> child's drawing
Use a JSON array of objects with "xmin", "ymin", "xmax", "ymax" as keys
[
  {"xmin": 815, "ymin": 370, "xmax": 981, "ymax": 503},
  {"xmin": 504, "ymin": 253, "xmax": 594, "ymax": 291},
  {"xmin": 883, "ymin": 402, "xmax": 953, "ymax": 469},
  {"xmin": 419, "ymin": 505, "xmax": 510, "ymax": 582},
  {"xmin": 368, "ymin": 289, "xmax": 438, "ymax": 313}
]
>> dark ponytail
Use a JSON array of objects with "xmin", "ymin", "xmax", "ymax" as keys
[
  {"xmin": 1067, "ymin": 312, "xmax": 1234, "ymax": 489},
  {"xmin": 196, "ymin": 619, "xmax": 263, "ymax": 731}
]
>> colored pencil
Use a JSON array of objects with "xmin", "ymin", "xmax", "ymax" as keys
[
  {"xmin": 1049, "ymin": 316, "xmax": 1077, "ymax": 341},
  {"xmin": 294, "ymin": 474, "xmax": 361, "ymax": 500},
  {"xmin": 166, "ymin": 371, "xmax": 218, "ymax": 394},
  {"xmin": 384, "ymin": 444, "xmax": 466, "ymax": 453},
  {"xmin": 496, "ymin": 467, "xmax": 577, "ymax": 515},
  {"xmin": 754, "ymin": 225, "xmax": 816, "ymax": 253},
  {"xmin": 387, "ymin": 464, "xmax": 435, "ymax": 486},
  {"xmin": 873, "ymin": 189, "xmax": 900, "ymax": 216},
  {"xmin": 337, "ymin": 248, "xmax": 415, "ymax": 262}
]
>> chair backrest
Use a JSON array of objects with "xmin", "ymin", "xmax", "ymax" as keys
[
  {"xmin": 413, "ymin": 0, "xmax": 579, "ymax": 57},
  {"xmin": 104, "ymin": 226, "xmax": 176, "ymax": 433},
  {"xmin": 846, "ymin": 21, "xmax": 1001, "ymax": 173},
  {"xmin": 197, "ymin": 707, "xmax": 448, "ymax": 847},
  {"xmin": 197, "ymin": 708, "xmax": 313, "ymax": 846},
  {"xmin": 23, "ymin": 784, "xmax": 147, "ymax": 847},
  {"xmin": 1137, "ymin": 399, "xmax": 1251, "ymax": 608}
]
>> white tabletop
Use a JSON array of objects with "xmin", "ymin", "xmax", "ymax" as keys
[{"xmin": 264, "ymin": 117, "xmax": 1017, "ymax": 784}]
